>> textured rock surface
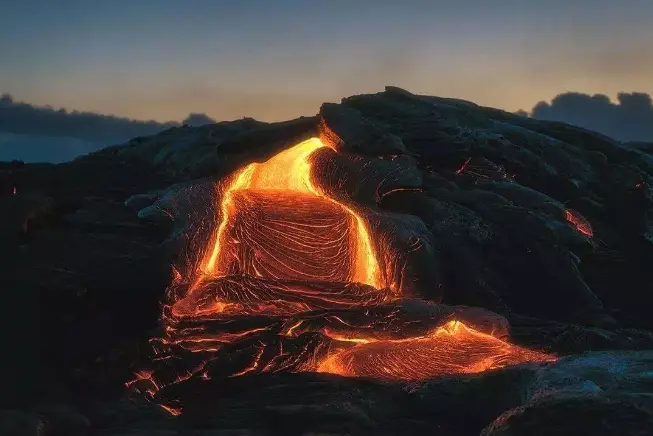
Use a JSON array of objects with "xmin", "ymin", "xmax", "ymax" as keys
[
  {"xmin": 2, "ymin": 87, "xmax": 652, "ymax": 435},
  {"xmin": 481, "ymin": 394, "xmax": 653, "ymax": 436}
]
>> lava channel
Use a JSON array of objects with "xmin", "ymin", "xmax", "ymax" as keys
[
  {"xmin": 202, "ymin": 137, "xmax": 381, "ymax": 286},
  {"xmin": 172, "ymin": 137, "xmax": 385, "ymax": 316}
]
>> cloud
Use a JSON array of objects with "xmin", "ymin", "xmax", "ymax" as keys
[
  {"xmin": 526, "ymin": 91, "xmax": 653, "ymax": 142},
  {"xmin": 0, "ymin": 93, "xmax": 218, "ymax": 162},
  {"xmin": 182, "ymin": 113, "xmax": 216, "ymax": 127},
  {"xmin": 0, "ymin": 93, "xmax": 181, "ymax": 144}
]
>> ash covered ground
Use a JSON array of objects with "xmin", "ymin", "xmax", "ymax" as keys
[{"xmin": 2, "ymin": 87, "xmax": 653, "ymax": 435}]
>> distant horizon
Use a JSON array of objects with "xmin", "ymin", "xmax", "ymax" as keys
[
  {"xmin": 2, "ymin": 85, "xmax": 653, "ymax": 163},
  {"xmin": 3, "ymin": 86, "xmax": 652, "ymax": 125},
  {"xmin": 9, "ymin": 86, "xmax": 541, "ymax": 124}
]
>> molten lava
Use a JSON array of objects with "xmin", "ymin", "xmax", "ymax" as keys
[
  {"xmin": 317, "ymin": 320, "xmax": 555, "ymax": 381},
  {"xmin": 171, "ymin": 137, "xmax": 387, "ymax": 320},
  {"xmin": 131, "ymin": 137, "xmax": 557, "ymax": 414},
  {"xmin": 565, "ymin": 208, "xmax": 593, "ymax": 237},
  {"xmin": 201, "ymin": 137, "xmax": 381, "ymax": 288}
]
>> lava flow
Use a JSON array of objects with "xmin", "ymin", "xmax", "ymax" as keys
[
  {"xmin": 167, "ymin": 137, "xmax": 390, "ymax": 322},
  {"xmin": 131, "ymin": 137, "xmax": 556, "ymax": 414},
  {"xmin": 317, "ymin": 320, "xmax": 555, "ymax": 381},
  {"xmin": 565, "ymin": 208, "xmax": 593, "ymax": 237},
  {"xmin": 170, "ymin": 137, "xmax": 385, "ymax": 319}
]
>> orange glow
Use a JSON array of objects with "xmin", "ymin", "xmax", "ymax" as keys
[
  {"xmin": 125, "ymin": 369, "xmax": 158, "ymax": 389},
  {"xmin": 230, "ymin": 345, "xmax": 265, "ymax": 377},
  {"xmin": 171, "ymin": 276, "xmax": 396, "ymax": 319},
  {"xmin": 159, "ymin": 404, "xmax": 182, "ymax": 416},
  {"xmin": 317, "ymin": 320, "xmax": 556, "ymax": 381},
  {"xmin": 455, "ymin": 157, "xmax": 472, "ymax": 175},
  {"xmin": 201, "ymin": 137, "xmax": 380, "ymax": 288},
  {"xmin": 177, "ymin": 137, "xmax": 383, "ymax": 316},
  {"xmin": 565, "ymin": 208, "xmax": 593, "ymax": 237}
]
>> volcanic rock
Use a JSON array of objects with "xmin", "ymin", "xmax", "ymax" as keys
[
  {"xmin": 0, "ymin": 410, "xmax": 45, "ymax": 436},
  {"xmin": 124, "ymin": 193, "xmax": 159, "ymax": 211},
  {"xmin": 318, "ymin": 103, "xmax": 408, "ymax": 156},
  {"xmin": 0, "ymin": 190, "xmax": 54, "ymax": 246},
  {"xmin": 412, "ymin": 350, "xmax": 653, "ymax": 435},
  {"xmin": 481, "ymin": 394, "xmax": 653, "ymax": 436},
  {"xmin": 33, "ymin": 403, "xmax": 90, "ymax": 436},
  {"xmin": 216, "ymin": 116, "xmax": 317, "ymax": 156}
]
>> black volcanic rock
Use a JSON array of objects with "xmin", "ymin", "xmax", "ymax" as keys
[
  {"xmin": 319, "ymin": 102, "xmax": 408, "ymax": 156},
  {"xmin": 481, "ymin": 394, "xmax": 653, "ymax": 436},
  {"xmin": 338, "ymin": 87, "xmax": 653, "ymax": 329},
  {"xmin": 626, "ymin": 141, "xmax": 653, "ymax": 154},
  {"xmin": 4, "ymin": 87, "xmax": 653, "ymax": 435}
]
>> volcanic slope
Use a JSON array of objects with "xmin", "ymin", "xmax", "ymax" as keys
[{"xmin": 5, "ymin": 87, "xmax": 653, "ymax": 435}]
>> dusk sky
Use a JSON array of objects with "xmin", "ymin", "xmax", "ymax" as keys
[{"xmin": 2, "ymin": 0, "xmax": 653, "ymax": 122}]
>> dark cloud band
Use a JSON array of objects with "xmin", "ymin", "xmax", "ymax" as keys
[
  {"xmin": 0, "ymin": 93, "xmax": 215, "ymax": 145},
  {"xmin": 526, "ymin": 91, "xmax": 653, "ymax": 142}
]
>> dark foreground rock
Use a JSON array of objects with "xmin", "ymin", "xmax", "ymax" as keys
[
  {"xmin": 481, "ymin": 394, "xmax": 653, "ymax": 436},
  {"xmin": 4, "ymin": 350, "xmax": 651, "ymax": 435},
  {"xmin": 2, "ymin": 87, "xmax": 652, "ymax": 435}
]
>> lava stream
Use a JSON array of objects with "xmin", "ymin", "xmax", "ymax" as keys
[{"xmin": 200, "ymin": 137, "xmax": 382, "ymax": 289}]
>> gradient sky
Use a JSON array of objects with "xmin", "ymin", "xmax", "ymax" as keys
[{"xmin": 2, "ymin": 0, "xmax": 652, "ymax": 122}]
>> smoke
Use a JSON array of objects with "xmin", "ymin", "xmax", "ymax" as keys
[
  {"xmin": 0, "ymin": 93, "xmax": 217, "ymax": 162},
  {"xmin": 525, "ymin": 91, "xmax": 653, "ymax": 142}
]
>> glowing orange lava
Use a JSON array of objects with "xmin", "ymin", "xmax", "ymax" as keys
[
  {"xmin": 565, "ymin": 208, "xmax": 593, "ymax": 237},
  {"xmin": 201, "ymin": 137, "xmax": 381, "ymax": 289},
  {"xmin": 171, "ymin": 137, "xmax": 385, "ymax": 319},
  {"xmin": 317, "ymin": 320, "xmax": 556, "ymax": 381}
]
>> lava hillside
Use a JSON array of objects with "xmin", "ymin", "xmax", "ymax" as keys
[{"xmin": 2, "ymin": 86, "xmax": 653, "ymax": 436}]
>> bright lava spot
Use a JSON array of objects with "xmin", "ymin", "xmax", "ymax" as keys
[
  {"xmin": 158, "ymin": 404, "xmax": 182, "ymax": 416},
  {"xmin": 565, "ymin": 208, "xmax": 593, "ymax": 237},
  {"xmin": 455, "ymin": 157, "xmax": 472, "ymax": 175}
]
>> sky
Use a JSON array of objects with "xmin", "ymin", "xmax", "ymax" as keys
[{"xmin": 2, "ymin": 0, "xmax": 653, "ymax": 123}]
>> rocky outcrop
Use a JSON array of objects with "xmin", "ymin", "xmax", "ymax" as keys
[
  {"xmin": 318, "ymin": 103, "xmax": 408, "ymax": 156},
  {"xmin": 337, "ymin": 87, "xmax": 653, "ymax": 329}
]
